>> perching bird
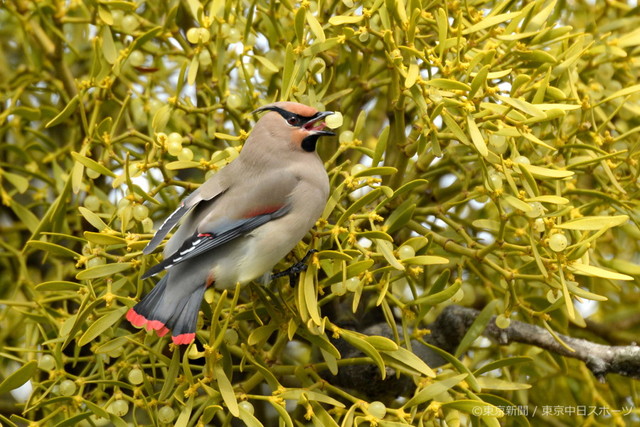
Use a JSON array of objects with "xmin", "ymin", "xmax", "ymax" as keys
[{"xmin": 126, "ymin": 102, "xmax": 334, "ymax": 345}]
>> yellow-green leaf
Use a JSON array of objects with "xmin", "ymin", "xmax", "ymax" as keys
[
  {"xmin": 382, "ymin": 346, "xmax": 436, "ymax": 378},
  {"xmin": 519, "ymin": 163, "xmax": 574, "ymax": 179},
  {"xmin": 556, "ymin": 215, "xmax": 628, "ymax": 231},
  {"xmin": 83, "ymin": 231, "xmax": 125, "ymax": 245},
  {"xmin": 405, "ymin": 63, "xmax": 419, "ymax": 88},
  {"xmin": 252, "ymin": 55, "xmax": 279, "ymax": 74},
  {"xmin": 0, "ymin": 361, "xmax": 37, "ymax": 394},
  {"xmin": 425, "ymin": 78, "xmax": 471, "ymax": 92},
  {"xmin": 401, "ymin": 255, "xmax": 449, "ymax": 266},
  {"xmin": 526, "ymin": 195, "xmax": 569, "ymax": 204},
  {"xmin": 404, "ymin": 373, "xmax": 468, "ymax": 408},
  {"xmin": 79, "ymin": 207, "xmax": 109, "ymax": 232},
  {"xmin": 410, "ymin": 280, "xmax": 461, "ymax": 306},
  {"xmin": 45, "ymin": 95, "xmax": 80, "ymax": 128},
  {"xmin": 165, "ymin": 160, "xmax": 200, "ymax": 170},
  {"xmin": 71, "ymin": 152, "xmax": 116, "ymax": 178},
  {"xmin": 101, "ymin": 26, "xmax": 117, "ymax": 64},
  {"xmin": 306, "ymin": 12, "xmax": 326, "ymax": 42},
  {"xmin": 78, "ymin": 307, "xmax": 128, "ymax": 346},
  {"xmin": 3, "ymin": 171, "xmax": 29, "ymax": 193},
  {"xmin": 462, "ymin": 12, "xmax": 518, "ymax": 35},
  {"xmin": 76, "ymin": 262, "xmax": 132, "ymax": 280},
  {"xmin": 569, "ymin": 263, "xmax": 633, "ymax": 281},
  {"xmin": 26, "ymin": 241, "xmax": 80, "ymax": 258},
  {"xmin": 467, "ymin": 116, "xmax": 488, "ymax": 157},
  {"xmin": 340, "ymin": 329, "xmax": 386, "ymax": 379},
  {"xmin": 502, "ymin": 194, "xmax": 533, "ymax": 212},
  {"xmin": 328, "ymin": 15, "xmax": 363, "ymax": 25},
  {"xmin": 214, "ymin": 363, "xmax": 239, "ymax": 417},
  {"xmin": 187, "ymin": 55, "xmax": 199, "ymax": 85},
  {"xmin": 375, "ymin": 239, "xmax": 404, "ymax": 270},
  {"xmin": 10, "ymin": 200, "xmax": 40, "ymax": 233}
]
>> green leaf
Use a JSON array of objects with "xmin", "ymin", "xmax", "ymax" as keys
[
  {"xmin": 569, "ymin": 263, "xmax": 633, "ymax": 281},
  {"xmin": 401, "ymin": 255, "xmax": 449, "ymax": 266},
  {"xmin": 79, "ymin": 207, "xmax": 109, "ymax": 232},
  {"xmin": 165, "ymin": 160, "xmax": 200, "ymax": 170},
  {"xmin": 403, "ymin": 373, "xmax": 468, "ymax": 408},
  {"xmin": 238, "ymin": 406, "xmax": 263, "ymax": 427},
  {"xmin": 467, "ymin": 116, "xmax": 488, "ymax": 157},
  {"xmin": 556, "ymin": 215, "xmax": 628, "ymax": 231},
  {"xmin": 462, "ymin": 11, "xmax": 518, "ymax": 34},
  {"xmin": 46, "ymin": 95, "xmax": 79, "ymax": 128},
  {"xmin": 364, "ymin": 335, "xmax": 398, "ymax": 351},
  {"xmin": 339, "ymin": 329, "xmax": 387, "ymax": 379},
  {"xmin": 0, "ymin": 361, "xmax": 37, "ymax": 394},
  {"xmin": 477, "ymin": 377, "xmax": 532, "ymax": 391},
  {"xmin": 306, "ymin": 11, "xmax": 325, "ymax": 42},
  {"xmin": 101, "ymin": 26, "xmax": 117, "ymax": 64},
  {"xmin": 325, "ymin": 260, "xmax": 375, "ymax": 285},
  {"xmin": 329, "ymin": 15, "xmax": 363, "ymax": 25},
  {"xmin": 268, "ymin": 399, "xmax": 294, "ymax": 427},
  {"xmin": 526, "ymin": 195, "xmax": 569, "ymax": 205},
  {"xmin": 214, "ymin": 362, "xmax": 239, "ymax": 417},
  {"xmin": 252, "ymin": 55, "xmax": 279, "ymax": 73},
  {"xmin": 442, "ymin": 111, "xmax": 471, "ymax": 145},
  {"xmin": 502, "ymin": 194, "xmax": 533, "ymax": 213},
  {"xmin": 175, "ymin": 397, "xmax": 193, "ymax": 427},
  {"xmin": 519, "ymin": 163, "xmax": 574, "ymax": 179},
  {"xmin": 280, "ymin": 390, "xmax": 345, "ymax": 408},
  {"xmin": 455, "ymin": 300, "xmax": 499, "ymax": 357},
  {"xmin": 26, "ymin": 241, "xmax": 80, "ymax": 258},
  {"xmin": 94, "ymin": 336, "xmax": 129, "ymax": 355},
  {"xmin": 159, "ymin": 350, "xmax": 180, "ymax": 401},
  {"xmin": 337, "ymin": 187, "xmax": 384, "ymax": 226},
  {"xmin": 375, "ymin": 238, "xmax": 405, "ymax": 271},
  {"xmin": 441, "ymin": 399, "xmax": 504, "ymax": 417},
  {"xmin": 353, "ymin": 166, "xmax": 398, "ymax": 178},
  {"xmin": 187, "ymin": 55, "xmax": 199, "ymax": 85},
  {"xmin": 425, "ymin": 78, "xmax": 471, "ymax": 92},
  {"xmin": 381, "ymin": 346, "xmax": 436, "ymax": 378},
  {"xmin": 83, "ymin": 231, "xmax": 126, "ymax": 245},
  {"xmin": 78, "ymin": 307, "xmax": 128, "ymax": 346},
  {"xmin": 76, "ymin": 262, "xmax": 132, "ymax": 280},
  {"xmin": 35, "ymin": 281, "xmax": 82, "ymax": 291},
  {"xmin": 247, "ymin": 324, "xmax": 278, "ymax": 346},
  {"xmin": 3, "ymin": 171, "xmax": 29, "ymax": 193},
  {"xmin": 10, "ymin": 200, "xmax": 40, "ymax": 233},
  {"xmin": 473, "ymin": 356, "xmax": 533, "ymax": 376},
  {"xmin": 71, "ymin": 152, "xmax": 116, "ymax": 178},
  {"xmin": 410, "ymin": 279, "xmax": 461, "ymax": 306}
]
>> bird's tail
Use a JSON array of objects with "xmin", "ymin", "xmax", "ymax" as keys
[{"xmin": 126, "ymin": 275, "xmax": 205, "ymax": 345}]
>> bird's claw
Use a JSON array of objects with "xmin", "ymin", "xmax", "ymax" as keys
[{"xmin": 271, "ymin": 249, "xmax": 318, "ymax": 285}]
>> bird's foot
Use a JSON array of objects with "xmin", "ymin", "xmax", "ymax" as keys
[{"xmin": 271, "ymin": 249, "xmax": 318, "ymax": 286}]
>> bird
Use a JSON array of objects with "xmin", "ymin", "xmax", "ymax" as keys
[{"xmin": 126, "ymin": 102, "xmax": 334, "ymax": 345}]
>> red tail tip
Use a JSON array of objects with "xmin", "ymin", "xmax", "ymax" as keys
[
  {"xmin": 172, "ymin": 333, "xmax": 196, "ymax": 345},
  {"xmin": 126, "ymin": 308, "xmax": 147, "ymax": 327}
]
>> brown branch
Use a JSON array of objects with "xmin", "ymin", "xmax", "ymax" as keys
[{"xmin": 431, "ymin": 305, "xmax": 640, "ymax": 382}]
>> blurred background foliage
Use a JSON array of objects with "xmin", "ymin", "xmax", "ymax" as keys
[{"xmin": 1, "ymin": 0, "xmax": 640, "ymax": 425}]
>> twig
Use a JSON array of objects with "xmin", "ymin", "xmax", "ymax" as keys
[{"xmin": 431, "ymin": 305, "xmax": 640, "ymax": 382}]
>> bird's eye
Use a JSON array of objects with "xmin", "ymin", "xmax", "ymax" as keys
[{"xmin": 287, "ymin": 117, "xmax": 299, "ymax": 126}]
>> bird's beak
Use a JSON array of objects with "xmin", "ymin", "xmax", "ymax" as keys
[{"xmin": 303, "ymin": 111, "xmax": 335, "ymax": 136}]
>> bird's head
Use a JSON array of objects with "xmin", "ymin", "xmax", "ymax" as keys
[{"xmin": 252, "ymin": 102, "xmax": 335, "ymax": 152}]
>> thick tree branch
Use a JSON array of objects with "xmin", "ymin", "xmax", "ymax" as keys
[{"xmin": 432, "ymin": 305, "xmax": 640, "ymax": 382}]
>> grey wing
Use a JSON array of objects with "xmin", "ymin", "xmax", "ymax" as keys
[{"xmin": 141, "ymin": 204, "xmax": 291, "ymax": 278}]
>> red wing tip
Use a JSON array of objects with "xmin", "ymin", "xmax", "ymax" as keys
[
  {"xmin": 126, "ymin": 308, "xmax": 147, "ymax": 327},
  {"xmin": 172, "ymin": 333, "xmax": 196, "ymax": 345},
  {"xmin": 156, "ymin": 326, "xmax": 170, "ymax": 337}
]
